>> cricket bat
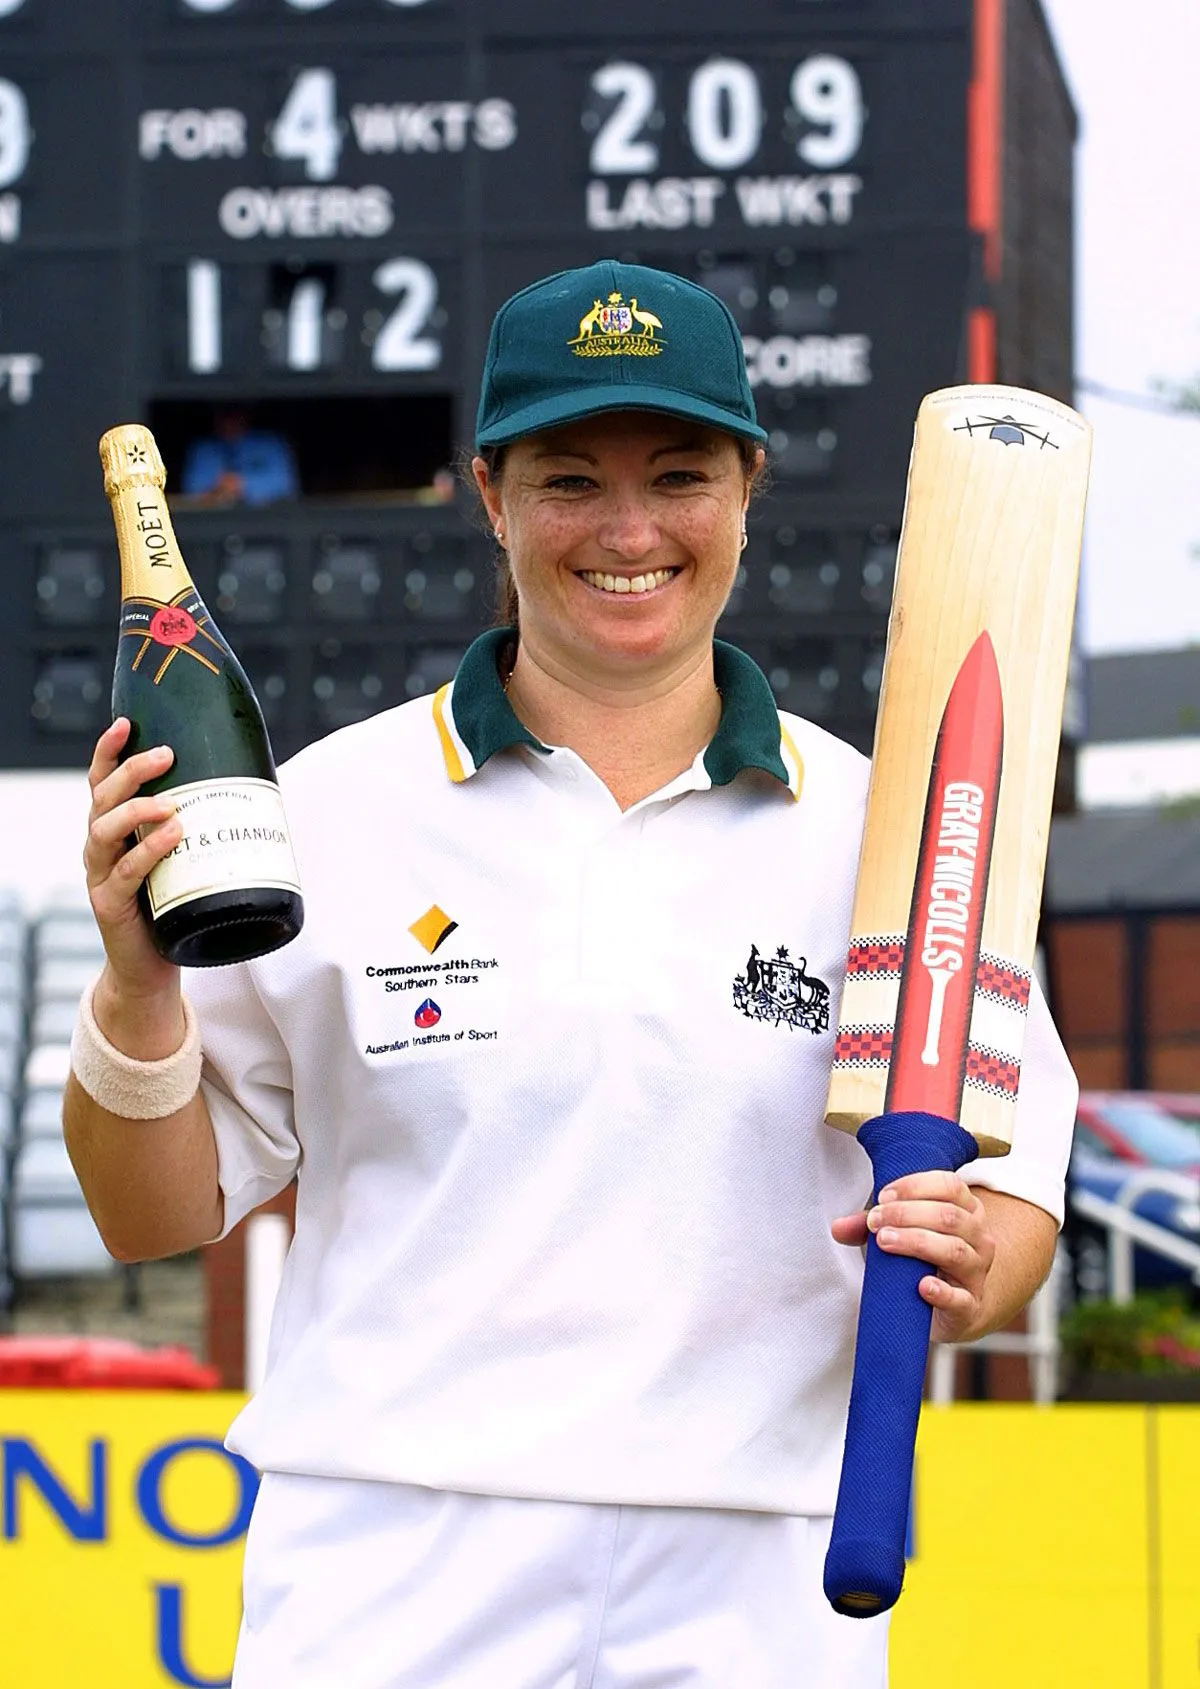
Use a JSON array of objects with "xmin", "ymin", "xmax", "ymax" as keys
[{"xmin": 822, "ymin": 385, "xmax": 1091, "ymax": 1617}]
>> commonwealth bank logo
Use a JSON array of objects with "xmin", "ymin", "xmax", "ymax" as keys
[
  {"xmin": 408, "ymin": 904, "xmax": 458, "ymax": 955},
  {"xmin": 569, "ymin": 290, "xmax": 664, "ymax": 358}
]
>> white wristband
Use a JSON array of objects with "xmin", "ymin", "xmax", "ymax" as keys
[{"xmin": 70, "ymin": 977, "xmax": 203, "ymax": 1120}]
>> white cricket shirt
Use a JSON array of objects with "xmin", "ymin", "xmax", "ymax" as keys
[{"xmin": 189, "ymin": 631, "xmax": 1078, "ymax": 1515}]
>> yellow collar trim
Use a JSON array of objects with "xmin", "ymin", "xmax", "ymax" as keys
[
  {"xmin": 778, "ymin": 722, "xmax": 805, "ymax": 802},
  {"xmin": 432, "ymin": 684, "xmax": 468, "ymax": 784}
]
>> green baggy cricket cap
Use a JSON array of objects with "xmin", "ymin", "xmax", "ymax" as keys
[{"xmin": 475, "ymin": 260, "xmax": 768, "ymax": 450}]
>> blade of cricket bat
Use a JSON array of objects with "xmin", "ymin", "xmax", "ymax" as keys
[{"xmin": 822, "ymin": 385, "xmax": 1091, "ymax": 1618}]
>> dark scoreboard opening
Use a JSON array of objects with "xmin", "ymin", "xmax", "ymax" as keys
[
  {"xmin": 0, "ymin": 0, "xmax": 989, "ymax": 767},
  {"xmin": 146, "ymin": 394, "xmax": 456, "ymax": 498}
]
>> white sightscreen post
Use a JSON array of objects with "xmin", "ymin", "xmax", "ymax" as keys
[{"xmin": 244, "ymin": 1211, "xmax": 291, "ymax": 1391}]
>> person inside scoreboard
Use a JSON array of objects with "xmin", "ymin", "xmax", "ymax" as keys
[
  {"xmin": 181, "ymin": 405, "xmax": 299, "ymax": 508},
  {"xmin": 66, "ymin": 259, "xmax": 1077, "ymax": 1687}
]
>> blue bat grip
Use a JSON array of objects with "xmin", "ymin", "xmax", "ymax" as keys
[{"xmin": 823, "ymin": 1110, "xmax": 978, "ymax": 1618}]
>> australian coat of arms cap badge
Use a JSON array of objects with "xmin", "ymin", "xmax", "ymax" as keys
[{"xmin": 569, "ymin": 290, "xmax": 665, "ymax": 358}]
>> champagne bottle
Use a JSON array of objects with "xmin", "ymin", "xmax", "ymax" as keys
[{"xmin": 100, "ymin": 423, "xmax": 303, "ymax": 967}]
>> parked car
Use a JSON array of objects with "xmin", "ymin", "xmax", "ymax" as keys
[
  {"xmin": 1065, "ymin": 1092, "xmax": 1200, "ymax": 1299},
  {"xmin": 1073, "ymin": 1092, "xmax": 1200, "ymax": 1173}
]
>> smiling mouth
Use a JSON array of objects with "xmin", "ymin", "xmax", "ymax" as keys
[{"xmin": 578, "ymin": 567, "xmax": 680, "ymax": 596}]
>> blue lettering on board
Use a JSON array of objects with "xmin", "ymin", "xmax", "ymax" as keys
[
  {"xmin": 155, "ymin": 1584, "xmax": 233, "ymax": 1689},
  {"xmin": 2, "ymin": 1437, "xmax": 107, "ymax": 1541},
  {"xmin": 137, "ymin": 1439, "xmax": 259, "ymax": 1548}
]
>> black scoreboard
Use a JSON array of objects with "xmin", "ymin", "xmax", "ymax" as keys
[{"xmin": 0, "ymin": 0, "xmax": 977, "ymax": 766}]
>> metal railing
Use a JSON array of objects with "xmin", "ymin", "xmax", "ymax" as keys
[
  {"xmin": 928, "ymin": 1245, "xmax": 1064, "ymax": 1405},
  {"xmin": 1069, "ymin": 1168, "xmax": 1200, "ymax": 1305}
]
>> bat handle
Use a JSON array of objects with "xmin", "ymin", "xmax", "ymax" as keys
[{"xmin": 823, "ymin": 1110, "xmax": 978, "ymax": 1618}]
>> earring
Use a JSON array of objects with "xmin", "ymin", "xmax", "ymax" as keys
[
  {"xmin": 740, "ymin": 528, "xmax": 748, "ymax": 551},
  {"xmin": 494, "ymin": 525, "xmax": 505, "ymax": 547}
]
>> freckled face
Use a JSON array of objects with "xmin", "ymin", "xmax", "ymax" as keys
[{"xmin": 474, "ymin": 411, "xmax": 754, "ymax": 678}]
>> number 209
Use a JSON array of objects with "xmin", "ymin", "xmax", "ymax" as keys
[{"xmin": 588, "ymin": 56, "xmax": 864, "ymax": 174}]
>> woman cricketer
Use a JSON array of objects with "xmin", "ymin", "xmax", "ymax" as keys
[{"xmin": 66, "ymin": 260, "xmax": 1076, "ymax": 1687}]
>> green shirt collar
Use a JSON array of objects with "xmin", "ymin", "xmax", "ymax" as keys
[
  {"xmin": 705, "ymin": 639, "xmax": 792, "ymax": 789},
  {"xmin": 440, "ymin": 628, "xmax": 539, "ymax": 775},
  {"xmin": 436, "ymin": 627, "xmax": 799, "ymax": 797}
]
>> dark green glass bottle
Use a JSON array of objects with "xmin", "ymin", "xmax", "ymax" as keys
[{"xmin": 100, "ymin": 424, "xmax": 303, "ymax": 966}]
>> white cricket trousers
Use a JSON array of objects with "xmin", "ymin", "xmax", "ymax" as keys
[{"xmin": 232, "ymin": 1473, "xmax": 889, "ymax": 1688}]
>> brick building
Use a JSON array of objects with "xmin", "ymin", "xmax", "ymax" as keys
[{"xmin": 1044, "ymin": 647, "xmax": 1200, "ymax": 1091}]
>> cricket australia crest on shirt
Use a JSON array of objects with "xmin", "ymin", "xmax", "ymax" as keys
[
  {"xmin": 569, "ymin": 291, "xmax": 664, "ymax": 358},
  {"xmin": 733, "ymin": 943, "xmax": 830, "ymax": 1033}
]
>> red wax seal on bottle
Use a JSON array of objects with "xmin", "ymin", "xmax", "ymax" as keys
[{"xmin": 149, "ymin": 605, "xmax": 198, "ymax": 647}]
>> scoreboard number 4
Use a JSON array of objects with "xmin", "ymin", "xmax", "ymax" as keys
[{"xmin": 270, "ymin": 68, "xmax": 340, "ymax": 183}]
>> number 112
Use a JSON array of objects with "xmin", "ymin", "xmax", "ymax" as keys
[{"xmin": 184, "ymin": 256, "xmax": 443, "ymax": 374}]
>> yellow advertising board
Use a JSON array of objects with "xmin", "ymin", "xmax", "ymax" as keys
[
  {"xmin": 1155, "ymin": 1408, "xmax": 1200, "ymax": 1689},
  {"xmin": 0, "ymin": 1391, "xmax": 248, "ymax": 1687},
  {"xmin": 0, "ymin": 1392, "xmax": 1195, "ymax": 1687},
  {"xmin": 893, "ymin": 1405, "xmax": 1155, "ymax": 1689}
]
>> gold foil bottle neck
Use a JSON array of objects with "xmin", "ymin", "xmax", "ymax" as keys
[{"xmin": 99, "ymin": 424, "xmax": 167, "ymax": 500}]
